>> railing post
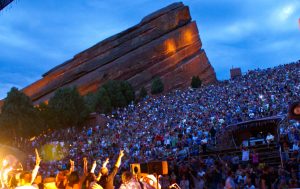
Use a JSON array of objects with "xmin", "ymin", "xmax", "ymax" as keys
[{"xmin": 279, "ymin": 146, "xmax": 284, "ymax": 168}]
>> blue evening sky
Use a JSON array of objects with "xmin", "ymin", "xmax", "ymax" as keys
[{"xmin": 0, "ymin": 0, "xmax": 299, "ymax": 99}]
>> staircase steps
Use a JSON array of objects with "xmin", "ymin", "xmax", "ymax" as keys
[{"xmin": 199, "ymin": 143, "xmax": 281, "ymax": 167}]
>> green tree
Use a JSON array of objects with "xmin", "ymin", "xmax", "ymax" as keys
[
  {"xmin": 94, "ymin": 88, "xmax": 112, "ymax": 114},
  {"xmin": 84, "ymin": 92, "xmax": 97, "ymax": 113},
  {"xmin": 48, "ymin": 87, "xmax": 89, "ymax": 129},
  {"xmin": 36, "ymin": 102, "xmax": 52, "ymax": 130},
  {"xmin": 191, "ymin": 76, "xmax": 202, "ymax": 88},
  {"xmin": 120, "ymin": 81, "xmax": 135, "ymax": 104},
  {"xmin": 102, "ymin": 80, "xmax": 127, "ymax": 108},
  {"xmin": 139, "ymin": 87, "xmax": 148, "ymax": 99},
  {"xmin": 0, "ymin": 87, "xmax": 39, "ymax": 139},
  {"xmin": 84, "ymin": 80, "xmax": 135, "ymax": 114},
  {"xmin": 151, "ymin": 77, "xmax": 164, "ymax": 94}
]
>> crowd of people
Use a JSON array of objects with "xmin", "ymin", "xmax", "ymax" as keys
[{"xmin": 2, "ymin": 60, "xmax": 300, "ymax": 188}]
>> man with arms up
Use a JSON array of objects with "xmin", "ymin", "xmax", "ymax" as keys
[{"xmin": 97, "ymin": 150, "xmax": 125, "ymax": 189}]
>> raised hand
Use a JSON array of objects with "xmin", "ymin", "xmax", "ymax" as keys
[
  {"xmin": 70, "ymin": 159, "xmax": 74, "ymax": 166},
  {"xmin": 102, "ymin": 158, "xmax": 109, "ymax": 168},
  {"xmin": 119, "ymin": 150, "xmax": 125, "ymax": 158},
  {"xmin": 97, "ymin": 171, "xmax": 102, "ymax": 181},
  {"xmin": 83, "ymin": 157, "xmax": 88, "ymax": 165},
  {"xmin": 69, "ymin": 159, "xmax": 75, "ymax": 172},
  {"xmin": 115, "ymin": 150, "xmax": 124, "ymax": 168},
  {"xmin": 35, "ymin": 148, "xmax": 41, "ymax": 166},
  {"xmin": 91, "ymin": 160, "xmax": 97, "ymax": 173}
]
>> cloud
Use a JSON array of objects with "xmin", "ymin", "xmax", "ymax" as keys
[
  {"xmin": 277, "ymin": 4, "xmax": 296, "ymax": 21},
  {"xmin": 203, "ymin": 20, "xmax": 257, "ymax": 44},
  {"xmin": 225, "ymin": 21, "xmax": 256, "ymax": 36},
  {"xmin": 0, "ymin": 24, "xmax": 68, "ymax": 69},
  {"xmin": 0, "ymin": 26, "xmax": 32, "ymax": 49},
  {"xmin": 267, "ymin": 1, "xmax": 299, "ymax": 32}
]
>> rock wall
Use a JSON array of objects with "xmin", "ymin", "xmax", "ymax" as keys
[{"xmin": 21, "ymin": 2, "xmax": 217, "ymax": 105}]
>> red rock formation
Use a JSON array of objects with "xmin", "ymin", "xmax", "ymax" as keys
[{"xmin": 20, "ymin": 2, "xmax": 216, "ymax": 105}]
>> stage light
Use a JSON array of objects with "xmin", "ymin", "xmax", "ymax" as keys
[
  {"xmin": 165, "ymin": 39, "xmax": 176, "ymax": 53},
  {"xmin": 2, "ymin": 159, "xmax": 8, "ymax": 166},
  {"xmin": 184, "ymin": 30, "xmax": 193, "ymax": 44}
]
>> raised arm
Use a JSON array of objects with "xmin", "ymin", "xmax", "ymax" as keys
[
  {"xmin": 83, "ymin": 157, "xmax": 88, "ymax": 176},
  {"xmin": 96, "ymin": 171, "xmax": 102, "ymax": 182},
  {"xmin": 90, "ymin": 161, "xmax": 97, "ymax": 174},
  {"xmin": 70, "ymin": 159, "xmax": 75, "ymax": 173},
  {"xmin": 96, "ymin": 158, "xmax": 109, "ymax": 181},
  {"xmin": 102, "ymin": 158, "xmax": 109, "ymax": 168},
  {"xmin": 31, "ymin": 148, "xmax": 41, "ymax": 184},
  {"xmin": 115, "ymin": 150, "xmax": 124, "ymax": 168},
  {"xmin": 78, "ymin": 157, "xmax": 88, "ymax": 187},
  {"xmin": 1, "ymin": 160, "xmax": 12, "ymax": 188}
]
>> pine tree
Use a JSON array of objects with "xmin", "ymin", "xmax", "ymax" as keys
[
  {"xmin": 0, "ymin": 87, "xmax": 39, "ymax": 139},
  {"xmin": 151, "ymin": 77, "xmax": 164, "ymax": 94},
  {"xmin": 139, "ymin": 87, "xmax": 148, "ymax": 99},
  {"xmin": 48, "ymin": 87, "xmax": 89, "ymax": 129},
  {"xmin": 191, "ymin": 76, "xmax": 202, "ymax": 88}
]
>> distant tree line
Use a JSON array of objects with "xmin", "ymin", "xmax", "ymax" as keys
[
  {"xmin": 0, "ymin": 76, "xmax": 204, "ymax": 142},
  {"xmin": 0, "ymin": 77, "xmax": 169, "ymax": 142}
]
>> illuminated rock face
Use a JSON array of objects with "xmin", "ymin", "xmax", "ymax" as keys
[{"xmin": 22, "ymin": 2, "xmax": 217, "ymax": 105}]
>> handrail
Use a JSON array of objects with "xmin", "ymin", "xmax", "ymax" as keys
[
  {"xmin": 277, "ymin": 116, "xmax": 286, "ymax": 168},
  {"xmin": 232, "ymin": 133, "xmax": 238, "ymax": 149},
  {"xmin": 279, "ymin": 146, "xmax": 284, "ymax": 168}
]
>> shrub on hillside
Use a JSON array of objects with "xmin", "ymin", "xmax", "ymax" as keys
[
  {"xmin": 89, "ymin": 80, "xmax": 135, "ymax": 113},
  {"xmin": 139, "ymin": 87, "xmax": 148, "ymax": 99},
  {"xmin": 151, "ymin": 77, "xmax": 164, "ymax": 94},
  {"xmin": 94, "ymin": 87, "xmax": 112, "ymax": 114},
  {"xmin": 191, "ymin": 76, "xmax": 202, "ymax": 88}
]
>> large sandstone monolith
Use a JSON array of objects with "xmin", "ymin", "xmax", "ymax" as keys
[{"xmin": 18, "ymin": 2, "xmax": 217, "ymax": 105}]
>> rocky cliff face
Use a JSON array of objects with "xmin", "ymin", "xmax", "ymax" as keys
[{"xmin": 22, "ymin": 2, "xmax": 217, "ymax": 105}]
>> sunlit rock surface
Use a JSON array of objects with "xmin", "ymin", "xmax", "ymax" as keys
[{"xmin": 21, "ymin": 2, "xmax": 217, "ymax": 105}]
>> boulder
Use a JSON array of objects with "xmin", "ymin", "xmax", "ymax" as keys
[{"xmin": 19, "ymin": 2, "xmax": 217, "ymax": 105}]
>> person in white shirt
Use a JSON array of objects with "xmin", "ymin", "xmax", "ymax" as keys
[
  {"xmin": 119, "ymin": 171, "xmax": 142, "ymax": 189},
  {"xmin": 201, "ymin": 135, "xmax": 208, "ymax": 154},
  {"xmin": 266, "ymin": 132, "xmax": 274, "ymax": 147},
  {"xmin": 225, "ymin": 170, "xmax": 236, "ymax": 189},
  {"xmin": 15, "ymin": 172, "xmax": 37, "ymax": 189},
  {"xmin": 292, "ymin": 141, "xmax": 299, "ymax": 151},
  {"xmin": 139, "ymin": 174, "xmax": 160, "ymax": 189},
  {"xmin": 241, "ymin": 147, "xmax": 250, "ymax": 166},
  {"xmin": 189, "ymin": 171, "xmax": 205, "ymax": 189},
  {"xmin": 179, "ymin": 175, "xmax": 189, "ymax": 189}
]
